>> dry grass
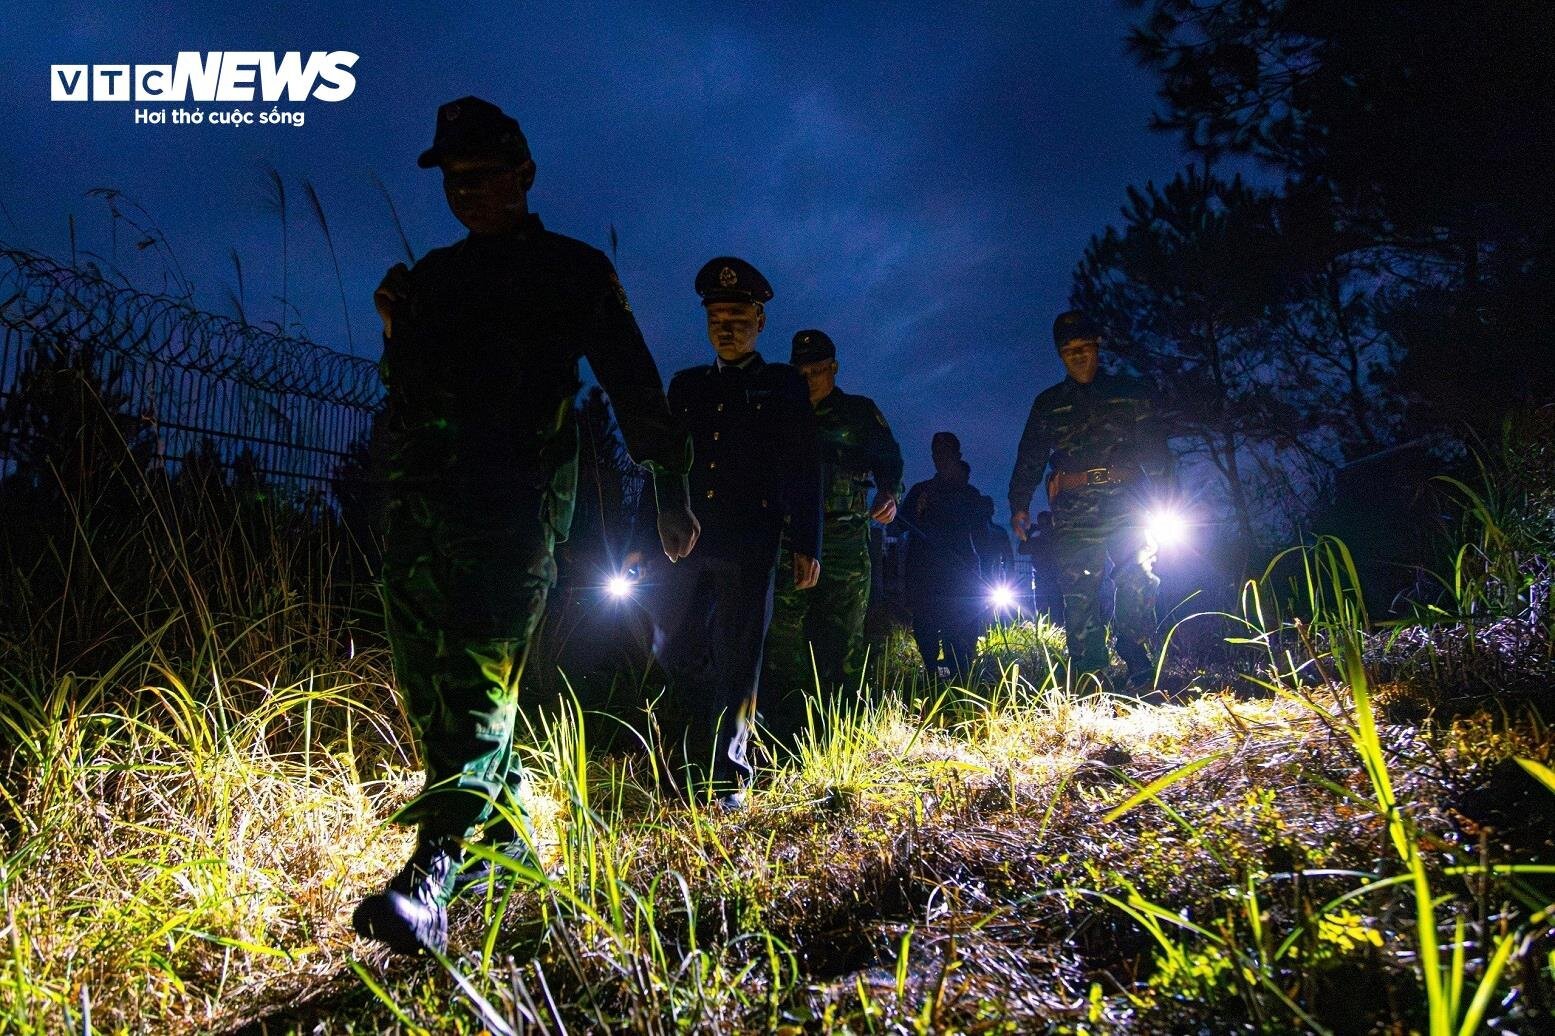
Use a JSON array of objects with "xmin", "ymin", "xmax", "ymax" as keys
[{"xmin": 5, "ymin": 621, "xmax": 1551, "ymax": 1034}]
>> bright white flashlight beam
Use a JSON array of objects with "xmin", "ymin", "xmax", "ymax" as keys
[
  {"xmin": 1146, "ymin": 509, "xmax": 1188, "ymax": 547},
  {"xmin": 606, "ymin": 574, "xmax": 634, "ymax": 599},
  {"xmin": 988, "ymin": 583, "xmax": 1016, "ymax": 610}
]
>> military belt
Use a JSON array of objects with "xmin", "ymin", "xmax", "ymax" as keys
[{"xmin": 1047, "ymin": 466, "xmax": 1124, "ymax": 502}]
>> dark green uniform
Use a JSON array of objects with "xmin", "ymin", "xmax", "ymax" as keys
[
  {"xmin": 380, "ymin": 214, "xmax": 688, "ymax": 844},
  {"xmin": 1008, "ymin": 371, "xmax": 1170, "ymax": 680},
  {"xmin": 763, "ymin": 387, "xmax": 902, "ymax": 735}
]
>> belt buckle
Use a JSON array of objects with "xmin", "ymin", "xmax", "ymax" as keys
[{"xmin": 1085, "ymin": 467, "xmax": 1110, "ymax": 486}]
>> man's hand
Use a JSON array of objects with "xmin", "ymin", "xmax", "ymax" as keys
[
  {"xmin": 657, "ymin": 507, "xmax": 700, "ymax": 562},
  {"xmin": 868, "ymin": 491, "xmax": 898, "ymax": 525},
  {"xmin": 793, "ymin": 552, "xmax": 820, "ymax": 590},
  {"xmin": 374, "ymin": 263, "xmax": 411, "ymax": 338},
  {"xmin": 1010, "ymin": 509, "xmax": 1030, "ymax": 543}
]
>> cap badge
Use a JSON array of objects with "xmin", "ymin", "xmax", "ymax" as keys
[
  {"xmin": 446, "ymin": 105, "xmax": 459, "ymax": 120},
  {"xmin": 718, "ymin": 266, "xmax": 738, "ymax": 288}
]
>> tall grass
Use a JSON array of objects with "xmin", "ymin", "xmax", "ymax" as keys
[
  {"xmin": 0, "ymin": 625, "xmax": 411, "ymax": 1033},
  {"xmin": 1098, "ymin": 536, "xmax": 1553, "ymax": 1033},
  {"xmin": 4, "ymin": 584, "xmax": 1551, "ymax": 1031},
  {"xmin": 2, "ymin": 378, "xmax": 1552, "ymax": 1030}
]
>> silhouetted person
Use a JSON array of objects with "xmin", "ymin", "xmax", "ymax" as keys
[
  {"xmin": 1021, "ymin": 510, "xmax": 1064, "ymax": 620},
  {"xmin": 354, "ymin": 97, "xmax": 697, "ymax": 955},
  {"xmin": 901, "ymin": 433, "xmax": 985, "ymax": 679}
]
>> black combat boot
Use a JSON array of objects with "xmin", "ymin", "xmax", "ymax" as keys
[
  {"xmin": 352, "ymin": 835, "xmax": 461, "ymax": 955},
  {"xmin": 452, "ymin": 814, "xmax": 545, "ymax": 896},
  {"xmin": 1115, "ymin": 639, "xmax": 1155, "ymax": 690}
]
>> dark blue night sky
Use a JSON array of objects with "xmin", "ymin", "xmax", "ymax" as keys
[{"xmin": 1, "ymin": 2, "xmax": 1186, "ymax": 514}]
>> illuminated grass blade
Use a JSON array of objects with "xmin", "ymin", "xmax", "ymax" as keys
[
  {"xmin": 1515, "ymin": 758, "xmax": 1555, "ymax": 797},
  {"xmin": 1102, "ymin": 752, "xmax": 1226, "ymax": 823}
]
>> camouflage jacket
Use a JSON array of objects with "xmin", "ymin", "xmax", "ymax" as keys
[
  {"xmin": 1007, "ymin": 371, "xmax": 1171, "ymax": 518},
  {"xmin": 379, "ymin": 214, "xmax": 689, "ymax": 536},
  {"xmin": 812, "ymin": 386, "xmax": 903, "ymax": 529}
]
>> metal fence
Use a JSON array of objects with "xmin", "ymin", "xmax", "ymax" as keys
[{"xmin": 0, "ymin": 247, "xmax": 382, "ymax": 497}]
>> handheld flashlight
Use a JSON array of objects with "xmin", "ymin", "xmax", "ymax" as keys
[
  {"xmin": 1144, "ymin": 507, "xmax": 1188, "ymax": 548},
  {"xmin": 605, "ymin": 567, "xmax": 638, "ymax": 600},
  {"xmin": 987, "ymin": 582, "xmax": 1017, "ymax": 611}
]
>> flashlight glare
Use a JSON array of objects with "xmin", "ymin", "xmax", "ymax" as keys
[
  {"xmin": 606, "ymin": 574, "xmax": 633, "ymax": 599},
  {"xmin": 988, "ymin": 583, "xmax": 1016, "ymax": 610},
  {"xmin": 1146, "ymin": 509, "xmax": 1188, "ymax": 547}
]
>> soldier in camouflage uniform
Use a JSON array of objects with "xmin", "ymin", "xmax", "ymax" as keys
[
  {"xmin": 1008, "ymin": 311, "xmax": 1172, "ymax": 687},
  {"xmin": 762, "ymin": 330, "xmax": 902, "ymax": 742},
  {"xmin": 354, "ymin": 97, "xmax": 697, "ymax": 955}
]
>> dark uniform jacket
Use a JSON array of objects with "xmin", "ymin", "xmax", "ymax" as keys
[
  {"xmin": 668, "ymin": 353, "xmax": 822, "ymax": 561},
  {"xmin": 900, "ymin": 474, "xmax": 987, "ymax": 598},
  {"xmin": 1007, "ymin": 371, "xmax": 1171, "ymax": 520},
  {"xmin": 813, "ymin": 387, "xmax": 903, "ymax": 529},
  {"xmin": 380, "ymin": 214, "xmax": 689, "ymax": 538}
]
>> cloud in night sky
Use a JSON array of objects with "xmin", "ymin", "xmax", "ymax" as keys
[{"xmin": 1, "ymin": 1, "xmax": 1188, "ymax": 515}]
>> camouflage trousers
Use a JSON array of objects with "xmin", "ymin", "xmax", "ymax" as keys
[
  {"xmin": 380, "ymin": 494, "xmax": 556, "ymax": 842},
  {"xmin": 761, "ymin": 520, "xmax": 872, "ymax": 741},
  {"xmin": 1053, "ymin": 509, "xmax": 1159, "ymax": 680}
]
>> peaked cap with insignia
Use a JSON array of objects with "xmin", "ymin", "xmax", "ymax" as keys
[{"xmin": 694, "ymin": 256, "xmax": 773, "ymax": 306}]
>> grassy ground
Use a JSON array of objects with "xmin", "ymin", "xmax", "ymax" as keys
[{"xmin": 3, "ymin": 544, "xmax": 1553, "ymax": 1035}]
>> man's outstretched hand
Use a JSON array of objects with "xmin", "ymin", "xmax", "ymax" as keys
[
  {"xmin": 793, "ymin": 552, "xmax": 820, "ymax": 590},
  {"xmin": 1010, "ymin": 509, "xmax": 1030, "ymax": 543},
  {"xmin": 868, "ymin": 491, "xmax": 898, "ymax": 525},
  {"xmin": 374, "ymin": 263, "xmax": 411, "ymax": 339},
  {"xmin": 657, "ymin": 507, "xmax": 700, "ymax": 562}
]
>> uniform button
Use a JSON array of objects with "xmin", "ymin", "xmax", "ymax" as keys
[
  {"xmin": 716, "ymin": 403, "xmax": 724, "ymax": 412},
  {"xmin": 708, "ymin": 461, "xmax": 716, "ymax": 469},
  {"xmin": 761, "ymin": 499, "xmax": 768, "ymax": 508},
  {"xmin": 706, "ymin": 489, "xmax": 716, "ymax": 499},
  {"xmin": 713, "ymin": 432, "xmax": 720, "ymax": 440},
  {"xmin": 756, "ymin": 403, "xmax": 763, "ymax": 410}
]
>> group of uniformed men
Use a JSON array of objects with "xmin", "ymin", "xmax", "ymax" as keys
[{"xmin": 352, "ymin": 97, "xmax": 1175, "ymax": 954}]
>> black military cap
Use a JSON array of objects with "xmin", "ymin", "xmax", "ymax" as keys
[
  {"xmin": 695, "ymin": 257, "xmax": 773, "ymax": 306},
  {"xmin": 417, "ymin": 96, "xmax": 531, "ymax": 169},
  {"xmin": 790, "ymin": 329, "xmax": 835, "ymax": 365},
  {"xmin": 1052, "ymin": 309, "xmax": 1102, "ymax": 348}
]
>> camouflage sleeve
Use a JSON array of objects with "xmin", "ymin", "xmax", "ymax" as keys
[
  {"xmin": 581, "ymin": 253, "xmax": 691, "ymax": 478},
  {"xmin": 377, "ymin": 270, "xmax": 421, "ymax": 408},
  {"xmin": 376, "ymin": 265, "xmax": 449, "ymax": 483},
  {"xmin": 1008, "ymin": 395, "xmax": 1052, "ymax": 515},
  {"xmin": 776, "ymin": 367, "xmax": 824, "ymax": 559},
  {"xmin": 862, "ymin": 399, "xmax": 904, "ymax": 496}
]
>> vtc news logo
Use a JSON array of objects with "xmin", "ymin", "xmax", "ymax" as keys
[{"xmin": 51, "ymin": 52, "xmax": 359, "ymax": 102}]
